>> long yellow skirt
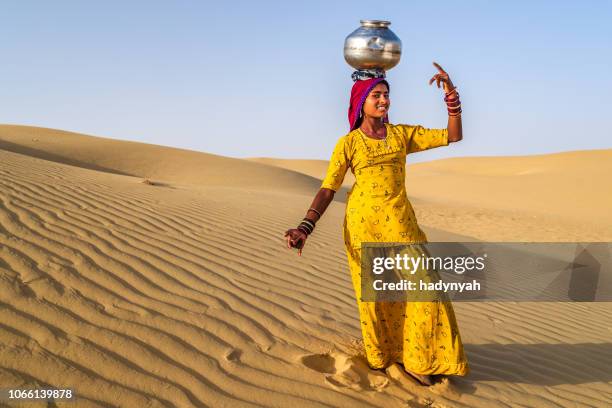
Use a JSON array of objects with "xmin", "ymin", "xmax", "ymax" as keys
[{"xmin": 347, "ymin": 245, "xmax": 470, "ymax": 375}]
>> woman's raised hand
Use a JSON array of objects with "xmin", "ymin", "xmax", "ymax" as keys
[
  {"xmin": 284, "ymin": 228, "xmax": 307, "ymax": 256},
  {"xmin": 429, "ymin": 61, "xmax": 455, "ymax": 93}
]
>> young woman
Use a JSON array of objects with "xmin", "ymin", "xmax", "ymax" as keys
[{"xmin": 284, "ymin": 62, "xmax": 469, "ymax": 386}]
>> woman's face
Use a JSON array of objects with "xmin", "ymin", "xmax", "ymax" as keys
[{"xmin": 362, "ymin": 83, "xmax": 390, "ymax": 120}]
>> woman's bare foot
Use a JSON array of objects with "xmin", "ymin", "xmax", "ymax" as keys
[
  {"xmin": 403, "ymin": 369, "xmax": 433, "ymax": 386},
  {"xmin": 392, "ymin": 362, "xmax": 434, "ymax": 386}
]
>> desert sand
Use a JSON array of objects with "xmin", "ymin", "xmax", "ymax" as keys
[{"xmin": 1, "ymin": 124, "xmax": 611, "ymax": 407}]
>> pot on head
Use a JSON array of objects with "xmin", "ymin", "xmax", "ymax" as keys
[{"xmin": 344, "ymin": 20, "xmax": 402, "ymax": 71}]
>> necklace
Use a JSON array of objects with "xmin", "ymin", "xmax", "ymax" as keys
[{"xmin": 358, "ymin": 126, "xmax": 389, "ymax": 152}]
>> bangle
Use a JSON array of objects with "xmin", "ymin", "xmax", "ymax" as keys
[
  {"xmin": 298, "ymin": 218, "xmax": 316, "ymax": 235},
  {"xmin": 308, "ymin": 207, "xmax": 322, "ymax": 218},
  {"xmin": 444, "ymin": 92, "xmax": 460, "ymax": 103},
  {"xmin": 297, "ymin": 225, "xmax": 311, "ymax": 235},
  {"xmin": 445, "ymin": 96, "xmax": 459, "ymax": 104},
  {"xmin": 445, "ymin": 87, "xmax": 458, "ymax": 98},
  {"xmin": 445, "ymin": 88, "xmax": 462, "ymax": 116},
  {"xmin": 298, "ymin": 221, "xmax": 313, "ymax": 232},
  {"xmin": 302, "ymin": 217, "xmax": 316, "ymax": 227}
]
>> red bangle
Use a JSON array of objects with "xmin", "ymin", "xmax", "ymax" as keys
[
  {"xmin": 445, "ymin": 87, "xmax": 458, "ymax": 97},
  {"xmin": 445, "ymin": 95, "xmax": 460, "ymax": 104},
  {"xmin": 444, "ymin": 91, "xmax": 458, "ymax": 99}
]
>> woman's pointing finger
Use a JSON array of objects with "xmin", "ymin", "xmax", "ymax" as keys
[{"xmin": 433, "ymin": 61, "xmax": 445, "ymax": 73}]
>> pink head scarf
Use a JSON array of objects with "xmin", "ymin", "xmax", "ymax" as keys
[{"xmin": 348, "ymin": 77, "xmax": 390, "ymax": 131}]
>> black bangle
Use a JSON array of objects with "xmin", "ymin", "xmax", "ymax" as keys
[
  {"xmin": 297, "ymin": 225, "xmax": 311, "ymax": 235},
  {"xmin": 302, "ymin": 218, "xmax": 316, "ymax": 228},
  {"xmin": 300, "ymin": 219, "xmax": 314, "ymax": 231}
]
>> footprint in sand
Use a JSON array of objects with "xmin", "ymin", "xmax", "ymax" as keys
[
  {"xmin": 224, "ymin": 349, "xmax": 242, "ymax": 362},
  {"xmin": 301, "ymin": 352, "xmax": 389, "ymax": 392}
]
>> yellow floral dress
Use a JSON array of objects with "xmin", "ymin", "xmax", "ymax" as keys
[{"xmin": 321, "ymin": 123, "xmax": 469, "ymax": 375}]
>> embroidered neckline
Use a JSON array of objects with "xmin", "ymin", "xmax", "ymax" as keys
[
  {"xmin": 358, "ymin": 124, "xmax": 389, "ymax": 143},
  {"xmin": 356, "ymin": 124, "xmax": 402, "ymax": 158}
]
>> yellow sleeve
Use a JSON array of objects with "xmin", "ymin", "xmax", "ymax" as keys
[
  {"xmin": 320, "ymin": 136, "xmax": 350, "ymax": 191},
  {"xmin": 400, "ymin": 124, "xmax": 449, "ymax": 154}
]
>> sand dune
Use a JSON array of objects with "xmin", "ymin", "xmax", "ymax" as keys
[
  {"xmin": 248, "ymin": 157, "xmax": 356, "ymax": 189},
  {"xmin": 403, "ymin": 150, "xmax": 612, "ymax": 232},
  {"xmin": 0, "ymin": 125, "xmax": 322, "ymax": 194},
  {"xmin": 1, "ymin": 126, "xmax": 611, "ymax": 407},
  {"xmin": 250, "ymin": 150, "xmax": 612, "ymax": 241}
]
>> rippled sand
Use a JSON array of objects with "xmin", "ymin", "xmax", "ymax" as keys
[{"xmin": 1, "ymin": 124, "xmax": 611, "ymax": 407}]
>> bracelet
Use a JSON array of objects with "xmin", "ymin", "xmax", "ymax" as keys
[
  {"xmin": 298, "ymin": 217, "xmax": 316, "ymax": 235},
  {"xmin": 444, "ymin": 92, "xmax": 459, "ymax": 102},
  {"xmin": 302, "ymin": 218, "xmax": 315, "ymax": 229},
  {"xmin": 298, "ymin": 222, "xmax": 312, "ymax": 232},
  {"xmin": 308, "ymin": 207, "xmax": 322, "ymax": 218},
  {"xmin": 445, "ymin": 87, "xmax": 458, "ymax": 98},
  {"xmin": 297, "ymin": 225, "xmax": 311, "ymax": 235},
  {"xmin": 445, "ymin": 88, "xmax": 462, "ymax": 117},
  {"xmin": 444, "ymin": 95, "xmax": 460, "ymax": 104}
]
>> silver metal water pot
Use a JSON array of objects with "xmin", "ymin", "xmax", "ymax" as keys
[{"xmin": 344, "ymin": 20, "xmax": 402, "ymax": 71}]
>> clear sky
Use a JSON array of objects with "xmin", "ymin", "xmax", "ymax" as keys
[{"xmin": 1, "ymin": 1, "xmax": 610, "ymax": 163}]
